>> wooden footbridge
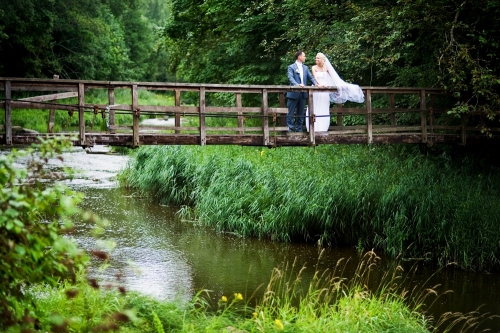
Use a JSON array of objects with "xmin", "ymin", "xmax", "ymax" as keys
[{"xmin": 1, "ymin": 77, "xmax": 498, "ymax": 148}]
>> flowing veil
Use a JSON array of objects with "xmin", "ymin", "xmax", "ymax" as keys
[{"xmin": 323, "ymin": 55, "xmax": 365, "ymax": 104}]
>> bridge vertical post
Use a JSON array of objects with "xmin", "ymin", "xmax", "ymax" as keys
[
  {"xmin": 175, "ymin": 89, "xmax": 181, "ymax": 134},
  {"xmin": 262, "ymin": 89, "xmax": 269, "ymax": 146},
  {"xmin": 366, "ymin": 89, "xmax": 373, "ymax": 144},
  {"xmin": 47, "ymin": 75, "xmax": 58, "ymax": 133},
  {"xmin": 199, "ymin": 87, "xmax": 206, "ymax": 146},
  {"xmin": 236, "ymin": 93, "xmax": 244, "ymax": 134},
  {"xmin": 132, "ymin": 84, "xmax": 139, "ymax": 147},
  {"xmin": 278, "ymin": 93, "xmax": 287, "ymax": 127},
  {"xmin": 108, "ymin": 87, "xmax": 115, "ymax": 134},
  {"xmin": 78, "ymin": 83, "xmax": 86, "ymax": 146},
  {"xmin": 429, "ymin": 94, "xmax": 435, "ymax": 142},
  {"xmin": 420, "ymin": 89, "xmax": 427, "ymax": 143},
  {"xmin": 336, "ymin": 103, "xmax": 343, "ymax": 126},
  {"xmin": 460, "ymin": 114, "xmax": 467, "ymax": 145},
  {"xmin": 4, "ymin": 80, "xmax": 12, "ymax": 145},
  {"xmin": 308, "ymin": 88, "xmax": 315, "ymax": 146},
  {"xmin": 389, "ymin": 93, "xmax": 396, "ymax": 125}
]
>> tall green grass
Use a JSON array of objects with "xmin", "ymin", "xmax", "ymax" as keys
[{"xmin": 120, "ymin": 144, "xmax": 500, "ymax": 271}]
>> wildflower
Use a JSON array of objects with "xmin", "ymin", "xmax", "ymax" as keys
[
  {"xmin": 234, "ymin": 293, "xmax": 243, "ymax": 301},
  {"xmin": 221, "ymin": 296, "xmax": 228, "ymax": 302},
  {"xmin": 274, "ymin": 319, "xmax": 284, "ymax": 330},
  {"xmin": 252, "ymin": 312, "xmax": 258, "ymax": 319}
]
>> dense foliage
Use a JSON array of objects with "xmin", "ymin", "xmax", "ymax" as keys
[
  {"xmin": 1, "ymin": 0, "xmax": 498, "ymax": 118},
  {"xmin": 0, "ymin": 0, "xmax": 169, "ymax": 81},
  {"xmin": 0, "ymin": 138, "xmax": 93, "ymax": 327},
  {"xmin": 162, "ymin": 0, "xmax": 500, "ymax": 117}
]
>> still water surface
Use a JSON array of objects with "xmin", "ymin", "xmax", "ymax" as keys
[{"xmin": 10, "ymin": 146, "xmax": 500, "ymax": 331}]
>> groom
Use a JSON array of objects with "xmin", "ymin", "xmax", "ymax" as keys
[{"xmin": 286, "ymin": 50, "xmax": 317, "ymax": 132}]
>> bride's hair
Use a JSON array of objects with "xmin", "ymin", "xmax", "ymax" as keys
[{"xmin": 316, "ymin": 53, "xmax": 326, "ymax": 66}]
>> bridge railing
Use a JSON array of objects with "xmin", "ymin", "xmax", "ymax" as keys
[{"xmin": 0, "ymin": 77, "xmax": 486, "ymax": 147}]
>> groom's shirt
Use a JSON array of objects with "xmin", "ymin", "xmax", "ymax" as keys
[{"xmin": 295, "ymin": 60, "xmax": 303, "ymax": 84}]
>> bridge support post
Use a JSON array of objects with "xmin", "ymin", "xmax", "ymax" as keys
[
  {"xmin": 175, "ymin": 89, "xmax": 181, "ymax": 134},
  {"xmin": 132, "ymin": 85, "xmax": 139, "ymax": 147},
  {"xmin": 420, "ymin": 90, "xmax": 427, "ymax": 143},
  {"xmin": 108, "ymin": 87, "xmax": 115, "ymax": 134},
  {"xmin": 336, "ymin": 103, "xmax": 343, "ymax": 126},
  {"xmin": 199, "ymin": 87, "xmax": 206, "ymax": 146},
  {"xmin": 389, "ymin": 93, "xmax": 396, "ymax": 126},
  {"xmin": 279, "ymin": 93, "xmax": 287, "ymax": 127},
  {"xmin": 78, "ymin": 83, "xmax": 86, "ymax": 146},
  {"xmin": 366, "ymin": 89, "xmax": 373, "ymax": 144},
  {"xmin": 308, "ymin": 89, "xmax": 315, "ymax": 146},
  {"xmin": 236, "ymin": 93, "xmax": 244, "ymax": 134},
  {"xmin": 460, "ymin": 114, "xmax": 467, "ymax": 145},
  {"xmin": 47, "ymin": 75, "xmax": 58, "ymax": 133},
  {"xmin": 262, "ymin": 89, "xmax": 269, "ymax": 146},
  {"xmin": 4, "ymin": 80, "xmax": 12, "ymax": 145}
]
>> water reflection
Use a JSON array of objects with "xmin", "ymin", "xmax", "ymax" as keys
[{"xmin": 4, "ymin": 146, "xmax": 499, "ymax": 331}]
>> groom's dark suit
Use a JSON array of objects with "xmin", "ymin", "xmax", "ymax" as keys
[{"xmin": 286, "ymin": 62, "xmax": 317, "ymax": 132}]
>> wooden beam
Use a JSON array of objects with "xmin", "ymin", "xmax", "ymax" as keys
[
  {"xmin": 175, "ymin": 89, "xmax": 181, "ymax": 134},
  {"xmin": 278, "ymin": 92, "xmax": 287, "ymax": 127},
  {"xmin": 308, "ymin": 89, "xmax": 315, "ymax": 146},
  {"xmin": 108, "ymin": 88, "xmax": 115, "ymax": 133},
  {"xmin": 429, "ymin": 94, "xmax": 435, "ymax": 143},
  {"xmin": 336, "ymin": 103, "xmax": 343, "ymax": 126},
  {"xmin": 366, "ymin": 89, "xmax": 373, "ymax": 144},
  {"xmin": 78, "ymin": 83, "xmax": 85, "ymax": 146},
  {"xmin": 132, "ymin": 85, "xmax": 139, "ymax": 147},
  {"xmin": 20, "ymin": 91, "xmax": 78, "ymax": 102},
  {"xmin": 4, "ymin": 81, "xmax": 12, "ymax": 145},
  {"xmin": 47, "ymin": 75, "xmax": 59, "ymax": 133},
  {"xmin": 262, "ymin": 89, "xmax": 269, "ymax": 146},
  {"xmin": 236, "ymin": 93, "xmax": 243, "ymax": 134},
  {"xmin": 420, "ymin": 90, "xmax": 427, "ymax": 143},
  {"xmin": 389, "ymin": 93, "xmax": 396, "ymax": 126},
  {"xmin": 199, "ymin": 87, "xmax": 206, "ymax": 146}
]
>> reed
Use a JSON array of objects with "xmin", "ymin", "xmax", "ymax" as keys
[{"xmin": 121, "ymin": 144, "xmax": 500, "ymax": 271}]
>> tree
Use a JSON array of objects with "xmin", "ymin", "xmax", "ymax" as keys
[
  {"xmin": 0, "ymin": 0, "xmax": 164, "ymax": 81},
  {"xmin": 161, "ymin": 0, "xmax": 500, "ymax": 119},
  {"xmin": 162, "ymin": 0, "xmax": 288, "ymax": 86}
]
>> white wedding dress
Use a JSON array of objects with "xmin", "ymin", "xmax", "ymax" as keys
[
  {"xmin": 306, "ymin": 55, "xmax": 364, "ymax": 132},
  {"xmin": 306, "ymin": 71, "xmax": 331, "ymax": 132}
]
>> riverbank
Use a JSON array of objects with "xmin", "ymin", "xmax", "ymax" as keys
[
  {"xmin": 119, "ymin": 144, "xmax": 500, "ymax": 272},
  {"xmin": 9, "ymin": 252, "xmax": 444, "ymax": 333}
]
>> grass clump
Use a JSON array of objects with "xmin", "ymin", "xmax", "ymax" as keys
[{"xmin": 120, "ymin": 144, "xmax": 500, "ymax": 271}]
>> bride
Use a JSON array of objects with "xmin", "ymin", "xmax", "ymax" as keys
[{"xmin": 306, "ymin": 52, "xmax": 365, "ymax": 132}]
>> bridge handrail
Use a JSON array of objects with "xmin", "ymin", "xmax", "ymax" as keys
[{"xmin": 1, "ymin": 77, "xmax": 483, "ymax": 148}]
